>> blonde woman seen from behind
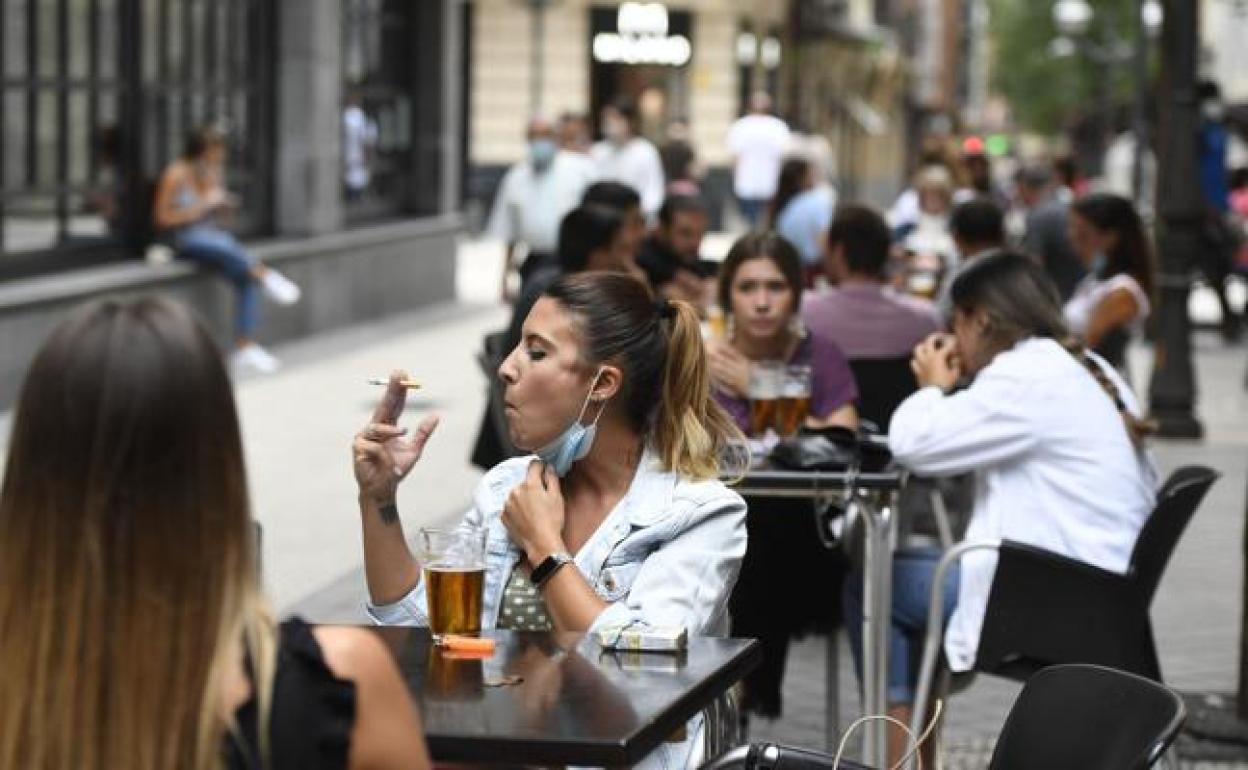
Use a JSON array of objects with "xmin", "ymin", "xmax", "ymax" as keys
[{"xmin": 0, "ymin": 297, "xmax": 429, "ymax": 770}]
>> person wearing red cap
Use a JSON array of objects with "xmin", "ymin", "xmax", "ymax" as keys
[{"xmin": 959, "ymin": 137, "xmax": 1010, "ymax": 210}]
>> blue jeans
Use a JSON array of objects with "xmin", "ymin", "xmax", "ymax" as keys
[
  {"xmin": 736, "ymin": 196, "xmax": 768, "ymax": 228},
  {"xmin": 175, "ymin": 225, "xmax": 259, "ymax": 339},
  {"xmin": 843, "ymin": 548, "xmax": 960, "ymax": 705}
]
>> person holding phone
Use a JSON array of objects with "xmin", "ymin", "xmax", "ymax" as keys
[{"xmin": 153, "ymin": 125, "xmax": 302, "ymax": 374}]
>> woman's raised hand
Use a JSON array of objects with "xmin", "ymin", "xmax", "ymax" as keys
[
  {"xmin": 911, "ymin": 333, "xmax": 962, "ymax": 391},
  {"xmin": 352, "ymin": 370, "xmax": 439, "ymax": 504},
  {"xmin": 705, "ymin": 338, "xmax": 751, "ymax": 398}
]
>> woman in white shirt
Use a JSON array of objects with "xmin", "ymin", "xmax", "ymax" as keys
[
  {"xmin": 1063, "ymin": 193, "xmax": 1156, "ymax": 369},
  {"xmin": 865, "ymin": 251, "xmax": 1157, "ymax": 765}
]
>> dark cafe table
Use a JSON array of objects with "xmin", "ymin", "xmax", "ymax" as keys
[
  {"xmin": 359, "ymin": 626, "xmax": 760, "ymax": 767},
  {"xmin": 728, "ymin": 452, "xmax": 905, "ymax": 768}
]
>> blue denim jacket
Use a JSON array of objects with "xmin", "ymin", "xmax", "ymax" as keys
[
  {"xmin": 367, "ymin": 453, "xmax": 747, "ymax": 636},
  {"xmin": 367, "ymin": 453, "xmax": 747, "ymax": 769}
]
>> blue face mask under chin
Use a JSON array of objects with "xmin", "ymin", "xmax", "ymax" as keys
[{"xmin": 534, "ymin": 369, "xmax": 607, "ymax": 477}]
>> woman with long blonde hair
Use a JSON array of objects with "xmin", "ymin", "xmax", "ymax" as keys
[{"xmin": 0, "ymin": 297, "xmax": 429, "ymax": 770}]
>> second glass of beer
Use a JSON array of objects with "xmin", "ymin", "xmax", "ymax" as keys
[
  {"xmin": 418, "ymin": 526, "xmax": 487, "ymax": 635},
  {"xmin": 776, "ymin": 364, "xmax": 812, "ymax": 437},
  {"xmin": 748, "ymin": 361, "xmax": 783, "ymax": 438}
]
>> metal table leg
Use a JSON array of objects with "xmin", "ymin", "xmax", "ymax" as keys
[
  {"xmin": 825, "ymin": 630, "xmax": 840, "ymax": 751},
  {"xmin": 857, "ymin": 489, "xmax": 896, "ymax": 767}
]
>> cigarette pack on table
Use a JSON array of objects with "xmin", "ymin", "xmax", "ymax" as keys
[
  {"xmin": 601, "ymin": 649, "xmax": 689, "ymax": 673},
  {"xmin": 595, "ymin": 625, "xmax": 687, "ymax": 653}
]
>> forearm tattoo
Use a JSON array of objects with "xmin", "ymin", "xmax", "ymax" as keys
[{"xmin": 378, "ymin": 502, "xmax": 399, "ymax": 525}]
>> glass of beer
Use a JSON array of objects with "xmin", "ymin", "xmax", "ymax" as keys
[
  {"xmin": 776, "ymin": 364, "xmax": 812, "ymax": 438},
  {"xmin": 748, "ymin": 361, "xmax": 783, "ymax": 438},
  {"xmin": 418, "ymin": 526, "xmax": 487, "ymax": 636}
]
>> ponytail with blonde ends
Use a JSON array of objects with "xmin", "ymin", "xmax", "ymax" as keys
[{"xmin": 655, "ymin": 300, "xmax": 746, "ymax": 480}]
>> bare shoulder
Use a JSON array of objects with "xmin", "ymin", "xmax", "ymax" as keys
[{"xmin": 312, "ymin": 626, "xmax": 431, "ymax": 770}]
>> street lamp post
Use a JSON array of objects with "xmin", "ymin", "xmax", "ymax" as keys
[
  {"xmin": 1051, "ymin": 1, "xmax": 1161, "ymax": 199},
  {"xmin": 1147, "ymin": 0, "xmax": 1203, "ymax": 438}
]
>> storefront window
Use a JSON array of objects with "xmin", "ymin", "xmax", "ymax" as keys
[
  {"xmin": 589, "ymin": 4, "xmax": 692, "ymax": 144},
  {"xmin": 735, "ymin": 25, "xmax": 782, "ymax": 116},
  {"xmin": 0, "ymin": 0, "xmax": 274, "ymax": 269},
  {"xmin": 342, "ymin": 0, "xmax": 414, "ymax": 222}
]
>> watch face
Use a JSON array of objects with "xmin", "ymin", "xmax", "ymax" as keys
[{"xmin": 533, "ymin": 552, "xmax": 571, "ymax": 587}]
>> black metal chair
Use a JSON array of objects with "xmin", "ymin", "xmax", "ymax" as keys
[
  {"xmin": 908, "ymin": 465, "xmax": 1219, "ymax": 745},
  {"xmin": 846, "ymin": 357, "xmax": 917, "ymax": 433},
  {"xmin": 987, "ymin": 664, "xmax": 1186, "ymax": 769},
  {"xmin": 704, "ymin": 663, "xmax": 1185, "ymax": 770}
]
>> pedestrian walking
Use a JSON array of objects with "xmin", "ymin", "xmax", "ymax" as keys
[
  {"xmin": 727, "ymin": 92, "xmax": 790, "ymax": 228},
  {"xmin": 590, "ymin": 99, "xmax": 665, "ymax": 220},
  {"xmin": 487, "ymin": 116, "xmax": 597, "ymax": 302}
]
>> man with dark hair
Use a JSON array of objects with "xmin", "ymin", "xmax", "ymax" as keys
[
  {"xmin": 636, "ymin": 195, "xmax": 712, "ymax": 306},
  {"xmin": 949, "ymin": 198, "xmax": 1005, "ymax": 261},
  {"xmin": 936, "ymin": 199, "xmax": 1008, "ymax": 320},
  {"xmin": 1018, "ymin": 164, "xmax": 1084, "ymax": 301},
  {"xmin": 802, "ymin": 204, "xmax": 941, "ymax": 359},
  {"xmin": 590, "ymin": 99, "xmax": 665, "ymax": 218},
  {"xmin": 582, "ymin": 180, "xmax": 647, "ymax": 261}
]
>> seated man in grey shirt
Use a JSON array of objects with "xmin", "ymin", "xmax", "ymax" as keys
[
  {"xmin": 802, "ymin": 204, "xmax": 941, "ymax": 359},
  {"xmin": 937, "ymin": 198, "xmax": 1007, "ymax": 322}
]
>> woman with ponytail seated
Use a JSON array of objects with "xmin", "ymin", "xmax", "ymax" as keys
[
  {"xmin": 0, "ymin": 298, "xmax": 429, "ymax": 770},
  {"xmin": 847, "ymin": 251, "xmax": 1157, "ymax": 766},
  {"xmin": 352, "ymin": 273, "xmax": 747, "ymax": 767}
]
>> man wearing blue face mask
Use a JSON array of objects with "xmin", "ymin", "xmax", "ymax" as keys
[{"xmin": 488, "ymin": 117, "xmax": 598, "ymax": 301}]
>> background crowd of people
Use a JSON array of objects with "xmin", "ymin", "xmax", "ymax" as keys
[{"xmin": 3, "ymin": 84, "xmax": 1245, "ymax": 770}]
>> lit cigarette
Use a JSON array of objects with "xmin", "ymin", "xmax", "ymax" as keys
[{"xmin": 367, "ymin": 377, "xmax": 422, "ymax": 390}]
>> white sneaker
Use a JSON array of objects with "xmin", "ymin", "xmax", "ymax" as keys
[
  {"xmin": 261, "ymin": 269, "xmax": 301, "ymax": 305},
  {"xmin": 232, "ymin": 343, "xmax": 281, "ymax": 375}
]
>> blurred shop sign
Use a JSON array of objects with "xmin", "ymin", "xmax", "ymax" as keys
[{"xmin": 593, "ymin": 2, "xmax": 692, "ymax": 66}]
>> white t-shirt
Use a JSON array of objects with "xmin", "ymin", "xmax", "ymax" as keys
[
  {"xmin": 590, "ymin": 137, "xmax": 665, "ymax": 218},
  {"xmin": 1064, "ymin": 272, "xmax": 1151, "ymax": 336},
  {"xmin": 889, "ymin": 337, "xmax": 1157, "ymax": 672},
  {"xmin": 486, "ymin": 152, "xmax": 597, "ymax": 253},
  {"xmin": 342, "ymin": 106, "xmax": 378, "ymax": 191},
  {"xmin": 727, "ymin": 114, "xmax": 791, "ymax": 199}
]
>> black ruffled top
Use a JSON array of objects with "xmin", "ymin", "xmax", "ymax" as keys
[{"xmin": 225, "ymin": 618, "xmax": 356, "ymax": 769}]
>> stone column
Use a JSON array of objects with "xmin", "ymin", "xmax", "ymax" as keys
[{"xmin": 275, "ymin": 0, "xmax": 342, "ymax": 235}]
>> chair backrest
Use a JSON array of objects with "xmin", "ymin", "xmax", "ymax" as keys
[
  {"xmin": 847, "ymin": 357, "xmax": 917, "ymax": 432},
  {"xmin": 988, "ymin": 664, "xmax": 1186, "ymax": 770},
  {"xmin": 1130, "ymin": 465, "xmax": 1219, "ymax": 606}
]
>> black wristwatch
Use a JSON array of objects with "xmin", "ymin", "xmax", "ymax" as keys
[{"xmin": 530, "ymin": 551, "xmax": 573, "ymax": 589}]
